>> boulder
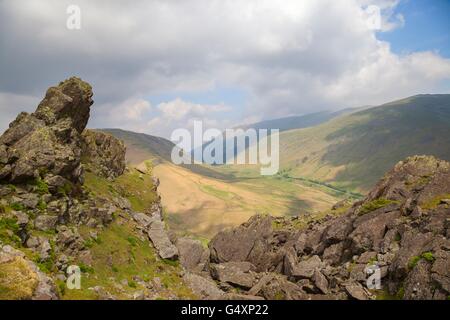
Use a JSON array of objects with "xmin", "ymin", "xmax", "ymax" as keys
[
  {"xmin": 291, "ymin": 255, "xmax": 323, "ymax": 279},
  {"xmin": 312, "ymin": 269, "xmax": 329, "ymax": 294},
  {"xmin": 0, "ymin": 245, "xmax": 58, "ymax": 300},
  {"xmin": 176, "ymin": 237, "xmax": 209, "ymax": 272},
  {"xmin": 210, "ymin": 262, "xmax": 257, "ymax": 289},
  {"xmin": 257, "ymin": 274, "xmax": 307, "ymax": 300},
  {"xmin": 34, "ymin": 215, "xmax": 58, "ymax": 232},
  {"xmin": 81, "ymin": 130, "xmax": 126, "ymax": 179},
  {"xmin": 209, "ymin": 214, "xmax": 272, "ymax": 271},
  {"xmin": 183, "ymin": 272, "xmax": 224, "ymax": 300},
  {"xmin": 0, "ymin": 77, "xmax": 93, "ymax": 184},
  {"xmin": 147, "ymin": 220, "xmax": 178, "ymax": 260},
  {"xmin": 344, "ymin": 282, "xmax": 369, "ymax": 300}
]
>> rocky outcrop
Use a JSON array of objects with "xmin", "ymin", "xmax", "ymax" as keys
[
  {"xmin": 0, "ymin": 77, "xmax": 93, "ymax": 184},
  {"xmin": 132, "ymin": 205, "xmax": 179, "ymax": 260},
  {"xmin": 81, "ymin": 130, "xmax": 126, "ymax": 179},
  {"xmin": 198, "ymin": 156, "xmax": 450, "ymax": 300},
  {"xmin": 0, "ymin": 245, "xmax": 58, "ymax": 300}
]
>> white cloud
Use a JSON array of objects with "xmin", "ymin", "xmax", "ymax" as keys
[
  {"xmin": 0, "ymin": 0, "xmax": 449, "ymax": 136},
  {"xmin": 148, "ymin": 99, "xmax": 232, "ymax": 138}
]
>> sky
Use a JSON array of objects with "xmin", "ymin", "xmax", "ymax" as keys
[{"xmin": 0, "ymin": 0, "xmax": 449, "ymax": 138}]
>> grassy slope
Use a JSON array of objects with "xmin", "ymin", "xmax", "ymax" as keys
[
  {"xmin": 0, "ymin": 168, "xmax": 195, "ymax": 300},
  {"xmin": 278, "ymin": 94, "xmax": 450, "ymax": 192}
]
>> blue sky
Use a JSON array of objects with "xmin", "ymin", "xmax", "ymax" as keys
[{"xmin": 378, "ymin": 0, "xmax": 450, "ymax": 57}]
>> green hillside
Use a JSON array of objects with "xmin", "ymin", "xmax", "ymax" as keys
[
  {"xmin": 101, "ymin": 128, "xmax": 175, "ymax": 165},
  {"xmin": 278, "ymin": 94, "xmax": 450, "ymax": 192}
]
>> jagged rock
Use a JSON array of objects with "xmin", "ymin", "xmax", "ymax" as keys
[
  {"xmin": 39, "ymin": 239, "xmax": 52, "ymax": 260},
  {"xmin": 81, "ymin": 130, "xmax": 126, "ymax": 179},
  {"xmin": 147, "ymin": 220, "xmax": 178, "ymax": 260},
  {"xmin": 322, "ymin": 242, "xmax": 346, "ymax": 266},
  {"xmin": 344, "ymin": 282, "xmax": 369, "ymax": 300},
  {"xmin": 132, "ymin": 211, "xmax": 154, "ymax": 229},
  {"xmin": 210, "ymin": 262, "xmax": 257, "ymax": 289},
  {"xmin": 248, "ymin": 273, "xmax": 275, "ymax": 296},
  {"xmin": 114, "ymin": 196, "xmax": 132, "ymax": 211},
  {"xmin": 403, "ymin": 260, "xmax": 434, "ymax": 300},
  {"xmin": 34, "ymin": 215, "xmax": 58, "ymax": 231},
  {"xmin": 0, "ymin": 77, "xmax": 93, "ymax": 184},
  {"xmin": 321, "ymin": 216, "xmax": 353, "ymax": 245},
  {"xmin": 176, "ymin": 237, "xmax": 209, "ymax": 272},
  {"xmin": 257, "ymin": 274, "xmax": 307, "ymax": 300},
  {"xmin": 12, "ymin": 210, "xmax": 29, "ymax": 227},
  {"xmin": 291, "ymin": 255, "xmax": 323, "ymax": 279},
  {"xmin": 209, "ymin": 214, "xmax": 272, "ymax": 271},
  {"xmin": 183, "ymin": 272, "xmax": 224, "ymax": 300},
  {"xmin": 0, "ymin": 245, "xmax": 58, "ymax": 300},
  {"xmin": 389, "ymin": 230, "xmax": 434, "ymax": 280},
  {"xmin": 18, "ymin": 193, "xmax": 39, "ymax": 209},
  {"xmin": 312, "ymin": 269, "xmax": 329, "ymax": 294},
  {"xmin": 431, "ymin": 250, "xmax": 450, "ymax": 293},
  {"xmin": 44, "ymin": 175, "xmax": 71, "ymax": 193},
  {"xmin": 350, "ymin": 209, "xmax": 400, "ymax": 254}
]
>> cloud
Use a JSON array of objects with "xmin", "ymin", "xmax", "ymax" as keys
[
  {"xmin": 148, "ymin": 99, "xmax": 232, "ymax": 138},
  {"xmin": 0, "ymin": 92, "xmax": 40, "ymax": 135},
  {"xmin": 0, "ymin": 0, "xmax": 449, "ymax": 137}
]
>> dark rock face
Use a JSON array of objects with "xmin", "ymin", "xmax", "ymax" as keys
[
  {"xmin": 200, "ymin": 156, "xmax": 450, "ymax": 300},
  {"xmin": 0, "ymin": 77, "xmax": 93, "ymax": 184},
  {"xmin": 81, "ymin": 130, "xmax": 126, "ymax": 179}
]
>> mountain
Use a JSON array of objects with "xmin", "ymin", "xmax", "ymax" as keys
[
  {"xmin": 276, "ymin": 94, "xmax": 450, "ymax": 192},
  {"xmin": 194, "ymin": 107, "xmax": 362, "ymax": 164},
  {"xmin": 0, "ymin": 78, "xmax": 194, "ymax": 300},
  {"xmin": 101, "ymin": 128, "xmax": 175, "ymax": 165},
  {"xmin": 240, "ymin": 107, "xmax": 363, "ymax": 132}
]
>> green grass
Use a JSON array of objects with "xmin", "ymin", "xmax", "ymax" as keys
[
  {"xmin": 359, "ymin": 198, "xmax": 399, "ymax": 215},
  {"xmin": 199, "ymin": 184, "xmax": 235, "ymax": 201},
  {"xmin": 421, "ymin": 194, "xmax": 450, "ymax": 210},
  {"xmin": 0, "ymin": 217, "xmax": 21, "ymax": 246},
  {"xmin": 408, "ymin": 252, "xmax": 436, "ymax": 270},
  {"xmin": 84, "ymin": 169, "xmax": 158, "ymax": 213},
  {"xmin": 62, "ymin": 220, "xmax": 195, "ymax": 300},
  {"xmin": 10, "ymin": 203, "xmax": 25, "ymax": 211}
]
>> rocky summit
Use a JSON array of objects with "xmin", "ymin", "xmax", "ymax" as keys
[
  {"xmin": 0, "ymin": 77, "xmax": 448, "ymax": 300},
  {"xmin": 0, "ymin": 77, "xmax": 194, "ymax": 300},
  {"xmin": 0, "ymin": 77, "xmax": 93, "ymax": 184}
]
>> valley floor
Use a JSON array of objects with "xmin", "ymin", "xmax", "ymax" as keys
[{"xmin": 152, "ymin": 162, "xmax": 350, "ymax": 238}]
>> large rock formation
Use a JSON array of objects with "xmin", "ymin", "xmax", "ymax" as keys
[
  {"xmin": 81, "ymin": 129, "xmax": 126, "ymax": 179},
  {"xmin": 0, "ymin": 77, "xmax": 133, "ymax": 300},
  {"xmin": 0, "ymin": 77, "xmax": 93, "ymax": 184},
  {"xmin": 200, "ymin": 156, "xmax": 450, "ymax": 300}
]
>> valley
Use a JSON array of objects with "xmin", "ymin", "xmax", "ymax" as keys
[{"xmin": 153, "ymin": 162, "xmax": 343, "ymax": 238}]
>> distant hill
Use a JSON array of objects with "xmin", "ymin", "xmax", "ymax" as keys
[
  {"xmin": 194, "ymin": 108, "xmax": 362, "ymax": 163},
  {"xmin": 277, "ymin": 94, "xmax": 450, "ymax": 192},
  {"xmin": 101, "ymin": 128, "xmax": 175, "ymax": 165},
  {"xmin": 103, "ymin": 128, "xmax": 232, "ymax": 179},
  {"xmin": 240, "ymin": 107, "xmax": 363, "ymax": 132}
]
